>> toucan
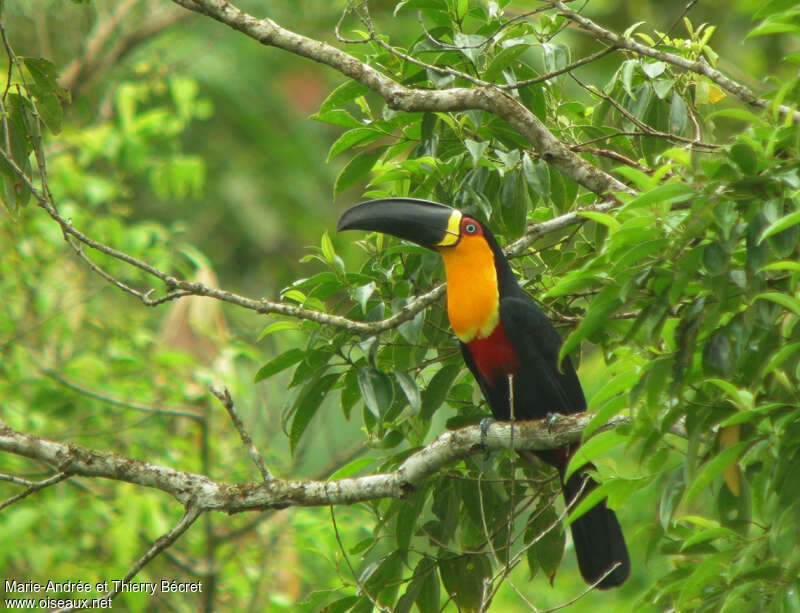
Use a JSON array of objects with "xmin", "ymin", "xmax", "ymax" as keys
[{"xmin": 337, "ymin": 197, "xmax": 630, "ymax": 589}]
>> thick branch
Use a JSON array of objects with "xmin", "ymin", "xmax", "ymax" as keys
[
  {"xmin": 2, "ymin": 135, "xmax": 612, "ymax": 336},
  {"xmin": 0, "ymin": 413, "xmax": 628, "ymax": 512},
  {"xmin": 170, "ymin": 0, "xmax": 631, "ymax": 197}
]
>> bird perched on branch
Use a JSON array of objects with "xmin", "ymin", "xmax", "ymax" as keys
[{"xmin": 338, "ymin": 198, "xmax": 629, "ymax": 589}]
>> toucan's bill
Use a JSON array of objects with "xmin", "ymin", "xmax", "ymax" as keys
[{"xmin": 337, "ymin": 198, "xmax": 462, "ymax": 249}]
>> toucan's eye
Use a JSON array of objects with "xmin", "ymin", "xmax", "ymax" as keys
[{"xmin": 465, "ymin": 223, "xmax": 477, "ymax": 234}]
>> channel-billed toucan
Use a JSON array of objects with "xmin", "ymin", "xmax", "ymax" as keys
[{"xmin": 338, "ymin": 198, "xmax": 630, "ymax": 589}]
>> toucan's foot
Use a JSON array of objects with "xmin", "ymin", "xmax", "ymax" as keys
[
  {"xmin": 545, "ymin": 412, "xmax": 559, "ymax": 432},
  {"xmin": 478, "ymin": 417, "xmax": 493, "ymax": 461}
]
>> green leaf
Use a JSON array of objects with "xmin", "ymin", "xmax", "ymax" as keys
[
  {"xmin": 318, "ymin": 80, "xmax": 369, "ymax": 114},
  {"xmin": 754, "ymin": 0, "xmax": 800, "ymax": 18},
  {"xmin": 760, "ymin": 260, "xmax": 800, "ymax": 272},
  {"xmin": 676, "ymin": 553, "xmax": 728, "ymax": 608},
  {"xmin": 334, "ymin": 149, "xmax": 382, "ymax": 196},
  {"xmin": 396, "ymin": 488, "xmax": 426, "ymax": 551},
  {"xmin": 258, "ymin": 320, "xmax": 300, "ymax": 340},
  {"xmin": 395, "ymin": 371, "xmax": 421, "ymax": 410},
  {"xmin": 22, "ymin": 57, "xmax": 68, "ymax": 134},
  {"xmin": 525, "ymin": 503, "xmax": 564, "ymax": 583},
  {"xmin": 620, "ymin": 181, "xmax": 695, "ymax": 212},
  {"xmin": 761, "ymin": 342, "xmax": 800, "ymax": 377},
  {"xmin": 704, "ymin": 378, "xmax": 753, "ymax": 410},
  {"xmin": 420, "ymin": 364, "xmax": 461, "ymax": 420},
  {"xmin": 309, "ymin": 109, "xmax": 364, "ymax": 128},
  {"xmin": 328, "ymin": 457, "xmax": 376, "ymax": 480},
  {"xmin": 522, "ymin": 152, "xmax": 549, "ymax": 199},
  {"xmin": 746, "ymin": 17, "xmax": 800, "ymax": 39},
  {"xmin": 680, "ymin": 526, "xmax": 739, "ymax": 551},
  {"xmin": 357, "ymin": 368, "xmax": 394, "ymax": 418},
  {"xmin": 499, "ymin": 168, "xmax": 527, "ymax": 237},
  {"xmin": 439, "ymin": 552, "xmax": 492, "ymax": 612},
  {"xmin": 565, "ymin": 428, "xmax": 628, "ymax": 481},
  {"xmin": 668, "ymin": 92, "xmax": 688, "ymax": 135},
  {"xmin": 559, "ymin": 285, "xmax": 620, "ymax": 364},
  {"xmin": 465, "ymin": 139, "xmax": 489, "ymax": 166},
  {"xmin": 354, "ymin": 282, "xmax": 376, "ymax": 313},
  {"xmin": 566, "ymin": 479, "xmax": 638, "ymax": 526},
  {"xmin": 730, "ymin": 142, "xmax": 758, "ymax": 174},
  {"xmin": 757, "ymin": 209, "xmax": 800, "ymax": 244},
  {"xmin": 576, "ymin": 210, "xmax": 621, "ymax": 230},
  {"xmin": 254, "ymin": 348, "xmax": 305, "ymax": 382},
  {"xmin": 327, "ymin": 127, "xmax": 385, "ymax": 161},
  {"xmin": 415, "ymin": 559, "xmax": 440, "ymax": 613},
  {"xmin": 683, "ymin": 441, "xmax": 750, "ymax": 503},
  {"xmin": 754, "ymin": 292, "xmax": 800, "ymax": 318},
  {"xmin": 642, "ymin": 60, "xmax": 666, "ymax": 78},
  {"xmin": 484, "ymin": 44, "xmax": 528, "ymax": 81},
  {"xmin": 290, "ymin": 373, "xmax": 340, "ymax": 453}
]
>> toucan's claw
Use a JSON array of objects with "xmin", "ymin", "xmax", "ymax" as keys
[{"xmin": 545, "ymin": 412, "xmax": 559, "ymax": 432}]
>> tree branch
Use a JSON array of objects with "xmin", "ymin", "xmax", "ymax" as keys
[
  {"xmin": 210, "ymin": 386, "xmax": 273, "ymax": 481},
  {"xmin": 169, "ymin": 0, "xmax": 632, "ymax": 197},
  {"xmin": 0, "ymin": 413, "xmax": 631, "ymax": 512},
  {"xmin": 0, "ymin": 135, "xmax": 615, "ymax": 337},
  {"xmin": 548, "ymin": 0, "xmax": 800, "ymax": 124}
]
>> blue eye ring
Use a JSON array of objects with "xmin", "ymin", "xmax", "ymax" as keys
[{"xmin": 465, "ymin": 223, "xmax": 477, "ymax": 234}]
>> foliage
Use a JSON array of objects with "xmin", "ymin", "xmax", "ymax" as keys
[{"xmin": 2, "ymin": 0, "xmax": 800, "ymax": 612}]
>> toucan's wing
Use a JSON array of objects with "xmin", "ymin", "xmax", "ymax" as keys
[{"xmin": 499, "ymin": 295, "xmax": 586, "ymax": 419}]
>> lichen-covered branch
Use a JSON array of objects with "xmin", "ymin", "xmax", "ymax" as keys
[
  {"xmin": 0, "ymin": 137, "xmax": 613, "ymax": 337},
  {"xmin": 0, "ymin": 413, "xmax": 627, "ymax": 512},
  {"xmin": 169, "ymin": 0, "xmax": 631, "ymax": 198}
]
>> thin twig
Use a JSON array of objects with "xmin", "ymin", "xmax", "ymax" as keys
[
  {"xmin": 54, "ymin": 504, "xmax": 203, "ymax": 613},
  {"xmin": 497, "ymin": 46, "xmax": 617, "ymax": 90},
  {"xmin": 546, "ymin": 0, "xmax": 800, "ymax": 123},
  {"xmin": 0, "ymin": 471, "xmax": 70, "ymax": 512},
  {"xmin": 653, "ymin": 0, "xmax": 700, "ymax": 49},
  {"xmin": 570, "ymin": 73, "xmax": 721, "ymax": 150},
  {"xmin": 210, "ymin": 386, "xmax": 273, "ymax": 481},
  {"xmin": 330, "ymin": 506, "xmax": 389, "ymax": 612},
  {"xmin": 40, "ymin": 365, "xmax": 204, "ymax": 421}
]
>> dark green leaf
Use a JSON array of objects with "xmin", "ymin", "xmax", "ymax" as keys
[
  {"xmin": 318, "ymin": 80, "xmax": 369, "ymax": 114},
  {"xmin": 668, "ymin": 92, "xmax": 688, "ymax": 135},
  {"xmin": 522, "ymin": 153, "xmax": 549, "ymax": 199},
  {"xmin": 439, "ymin": 552, "xmax": 492, "ymax": 611},
  {"xmin": 254, "ymin": 348, "xmax": 305, "ymax": 382},
  {"xmin": 559, "ymin": 285, "xmax": 620, "ymax": 363},
  {"xmin": 334, "ymin": 149, "xmax": 383, "ymax": 196},
  {"xmin": 684, "ymin": 441, "xmax": 750, "ymax": 503},
  {"xmin": 730, "ymin": 142, "xmax": 758, "ymax": 174},
  {"xmin": 327, "ymin": 127, "xmax": 385, "ymax": 161},
  {"xmin": 357, "ymin": 368, "xmax": 394, "ymax": 418},
  {"xmin": 289, "ymin": 373, "xmax": 340, "ymax": 453},
  {"xmin": 395, "ymin": 371, "xmax": 421, "ymax": 410},
  {"xmin": 484, "ymin": 44, "xmax": 528, "ymax": 81},
  {"xmin": 421, "ymin": 364, "xmax": 461, "ymax": 420},
  {"xmin": 525, "ymin": 503, "xmax": 564, "ymax": 583}
]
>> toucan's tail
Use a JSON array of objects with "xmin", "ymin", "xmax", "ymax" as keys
[{"xmin": 562, "ymin": 466, "xmax": 630, "ymax": 589}]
